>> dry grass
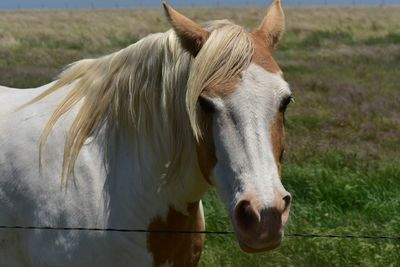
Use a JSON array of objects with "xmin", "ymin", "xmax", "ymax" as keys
[{"xmin": 1, "ymin": 7, "xmax": 400, "ymax": 87}]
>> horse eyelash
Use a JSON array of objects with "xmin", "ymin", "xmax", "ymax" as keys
[
  {"xmin": 279, "ymin": 95, "xmax": 293, "ymax": 112},
  {"xmin": 198, "ymin": 96, "xmax": 215, "ymax": 113}
]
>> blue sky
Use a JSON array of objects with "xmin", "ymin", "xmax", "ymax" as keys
[{"xmin": 0, "ymin": 0, "xmax": 399, "ymax": 9}]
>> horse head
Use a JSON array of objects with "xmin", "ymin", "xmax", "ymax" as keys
[{"xmin": 164, "ymin": 0, "xmax": 292, "ymax": 252}]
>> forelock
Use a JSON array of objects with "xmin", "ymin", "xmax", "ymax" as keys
[{"xmin": 186, "ymin": 22, "xmax": 254, "ymax": 140}]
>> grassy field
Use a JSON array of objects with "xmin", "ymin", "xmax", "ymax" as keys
[{"xmin": 1, "ymin": 6, "xmax": 399, "ymax": 266}]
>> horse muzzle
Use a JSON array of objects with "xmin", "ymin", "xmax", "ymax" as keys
[{"xmin": 232, "ymin": 190, "xmax": 291, "ymax": 253}]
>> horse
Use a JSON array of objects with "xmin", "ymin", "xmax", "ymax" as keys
[{"xmin": 0, "ymin": 1, "xmax": 292, "ymax": 266}]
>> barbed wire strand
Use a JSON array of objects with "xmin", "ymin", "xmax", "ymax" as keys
[{"xmin": 0, "ymin": 225, "xmax": 399, "ymax": 241}]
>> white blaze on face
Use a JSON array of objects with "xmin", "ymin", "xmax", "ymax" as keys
[{"xmin": 211, "ymin": 63, "xmax": 291, "ymax": 213}]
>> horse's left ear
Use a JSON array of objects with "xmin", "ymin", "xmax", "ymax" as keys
[
  {"xmin": 255, "ymin": 0, "xmax": 285, "ymax": 51},
  {"xmin": 163, "ymin": 2, "xmax": 209, "ymax": 56}
]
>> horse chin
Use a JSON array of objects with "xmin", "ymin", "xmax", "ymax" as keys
[
  {"xmin": 237, "ymin": 238, "xmax": 282, "ymax": 253},
  {"xmin": 234, "ymin": 227, "xmax": 284, "ymax": 253}
]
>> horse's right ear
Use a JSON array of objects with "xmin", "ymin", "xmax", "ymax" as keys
[{"xmin": 163, "ymin": 2, "xmax": 209, "ymax": 57}]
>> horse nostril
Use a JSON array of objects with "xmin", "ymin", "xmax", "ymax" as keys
[
  {"xmin": 283, "ymin": 194, "xmax": 291, "ymax": 212},
  {"xmin": 280, "ymin": 193, "xmax": 291, "ymax": 225},
  {"xmin": 235, "ymin": 200, "xmax": 261, "ymax": 230}
]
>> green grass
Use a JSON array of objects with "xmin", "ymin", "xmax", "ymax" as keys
[
  {"xmin": 201, "ymin": 154, "xmax": 400, "ymax": 266},
  {"xmin": 1, "ymin": 7, "xmax": 399, "ymax": 266}
]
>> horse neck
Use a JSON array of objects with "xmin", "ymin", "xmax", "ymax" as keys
[{"xmin": 103, "ymin": 127, "xmax": 211, "ymax": 228}]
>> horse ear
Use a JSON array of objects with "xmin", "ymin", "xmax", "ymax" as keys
[
  {"xmin": 255, "ymin": 0, "xmax": 285, "ymax": 51},
  {"xmin": 163, "ymin": 2, "xmax": 209, "ymax": 56}
]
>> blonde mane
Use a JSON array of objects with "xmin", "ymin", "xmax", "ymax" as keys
[{"xmin": 28, "ymin": 21, "xmax": 253, "ymax": 185}]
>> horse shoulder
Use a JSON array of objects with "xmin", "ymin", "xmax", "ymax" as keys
[{"xmin": 0, "ymin": 83, "xmax": 114, "ymax": 266}]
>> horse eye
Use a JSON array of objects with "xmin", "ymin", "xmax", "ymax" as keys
[
  {"xmin": 198, "ymin": 96, "xmax": 215, "ymax": 113},
  {"xmin": 279, "ymin": 96, "xmax": 293, "ymax": 112}
]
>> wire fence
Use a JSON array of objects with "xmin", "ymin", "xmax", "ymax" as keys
[
  {"xmin": 1, "ymin": 0, "xmax": 400, "ymax": 10},
  {"xmin": 1, "ymin": 225, "xmax": 399, "ymax": 241}
]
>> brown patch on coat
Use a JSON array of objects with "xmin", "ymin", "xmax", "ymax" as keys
[
  {"xmin": 270, "ymin": 112, "xmax": 285, "ymax": 177},
  {"xmin": 252, "ymin": 29, "xmax": 286, "ymax": 176},
  {"xmin": 196, "ymin": 108, "xmax": 216, "ymax": 185},
  {"xmin": 147, "ymin": 202, "xmax": 205, "ymax": 267},
  {"xmin": 250, "ymin": 31, "xmax": 282, "ymax": 75},
  {"xmin": 201, "ymin": 75, "xmax": 241, "ymax": 98}
]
